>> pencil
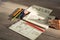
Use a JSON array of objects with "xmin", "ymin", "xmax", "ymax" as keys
[{"xmin": 11, "ymin": 8, "xmax": 23, "ymax": 21}]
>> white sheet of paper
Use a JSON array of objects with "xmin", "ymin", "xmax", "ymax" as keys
[
  {"xmin": 9, "ymin": 20, "xmax": 44, "ymax": 40},
  {"xmin": 26, "ymin": 5, "xmax": 52, "ymax": 20}
]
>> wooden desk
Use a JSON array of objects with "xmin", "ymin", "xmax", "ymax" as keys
[{"xmin": 0, "ymin": 0, "xmax": 60, "ymax": 40}]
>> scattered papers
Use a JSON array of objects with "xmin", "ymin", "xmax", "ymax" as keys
[{"xmin": 9, "ymin": 5, "xmax": 55, "ymax": 40}]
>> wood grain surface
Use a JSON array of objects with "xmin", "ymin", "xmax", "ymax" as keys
[{"xmin": 0, "ymin": 0, "xmax": 60, "ymax": 40}]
